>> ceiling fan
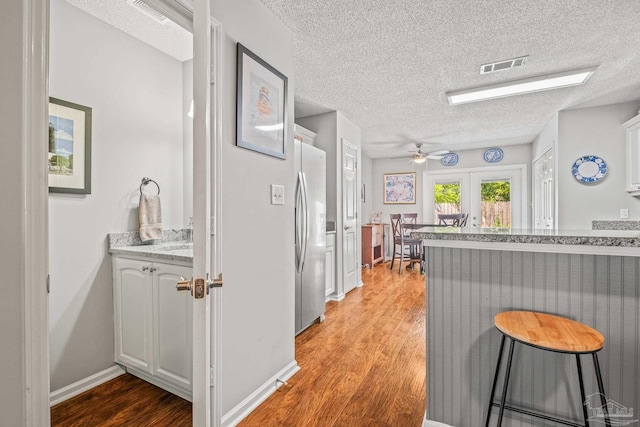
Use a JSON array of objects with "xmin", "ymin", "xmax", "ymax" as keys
[{"xmin": 406, "ymin": 143, "xmax": 449, "ymax": 164}]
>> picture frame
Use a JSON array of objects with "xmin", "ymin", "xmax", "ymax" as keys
[
  {"xmin": 48, "ymin": 97, "xmax": 92, "ymax": 194},
  {"xmin": 383, "ymin": 172, "xmax": 416, "ymax": 204},
  {"xmin": 361, "ymin": 183, "xmax": 366, "ymax": 203},
  {"xmin": 236, "ymin": 43, "xmax": 288, "ymax": 160}
]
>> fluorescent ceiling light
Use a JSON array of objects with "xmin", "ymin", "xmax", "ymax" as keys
[{"xmin": 446, "ymin": 66, "xmax": 598, "ymax": 105}]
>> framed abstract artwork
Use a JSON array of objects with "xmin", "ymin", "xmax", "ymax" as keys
[
  {"xmin": 236, "ymin": 43, "xmax": 288, "ymax": 159},
  {"xmin": 383, "ymin": 172, "xmax": 416, "ymax": 204},
  {"xmin": 48, "ymin": 97, "xmax": 92, "ymax": 194}
]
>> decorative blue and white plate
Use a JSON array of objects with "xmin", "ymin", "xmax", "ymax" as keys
[
  {"xmin": 572, "ymin": 155, "xmax": 607, "ymax": 184},
  {"xmin": 483, "ymin": 148, "xmax": 504, "ymax": 163},
  {"xmin": 440, "ymin": 153, "xmax": 459, "ymax": 166}
]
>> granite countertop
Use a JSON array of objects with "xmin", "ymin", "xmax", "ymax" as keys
[
  {"xmin": 109, "ymin": 242, "xmax": 193, "ymax": 263},
  {"xmin": 107, "ymin": 229, "xmax": 193, "ymax": 263},
  {"xmin": 410, "ymin": 227, "xmax": 640, "ymax": 247}
]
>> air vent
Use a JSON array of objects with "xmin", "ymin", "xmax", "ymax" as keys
[
  {"xmin": 480, "ymin": 56, "xmax": 528, "ymax": 74},
  {"xmin": 125, "ymin": 0, "xmax": 169, "ymax": 24}
]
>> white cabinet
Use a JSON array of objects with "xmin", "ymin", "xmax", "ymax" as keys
[
  {"xmin": 294, "ymin": 123, "xmax": 317, "ymax": 146},
  {"xmin": 623, "ymin": 114, "xmax": 640, "ymax": 196},
  {"xmin": 113, "ymin": 256, "xmax": 192, "ymax": 400},
  {"xmin": 325, "ymin": 232, "xmax": 336, "ymax": 298}
]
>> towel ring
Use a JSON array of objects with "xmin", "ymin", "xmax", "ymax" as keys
[{"xmin": 140, "ymin": 177, "xmax": 160, "ymax": 195}]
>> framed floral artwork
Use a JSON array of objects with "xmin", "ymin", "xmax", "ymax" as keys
[{"xmin": 383, "ymin": 172, "xmax": 416, "ymax": 204}]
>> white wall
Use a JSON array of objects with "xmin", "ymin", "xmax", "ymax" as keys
[
  {"xmin": 557, "ymin": 101, "xmax": 640, "ymax": 229},
  {"xmin": 212, "ymin": 0, "xmax": 296, "ymax": 416},
  {"xmin": 298, "ymin": 112, "xmax": 338, "ymax": 222},
  {"xmin": 372, "ymin": 159, "xmax": 425, "ymax": 222},
  {"xmin": 532, "ymin": 113, "xmax": 558, "ymax": 160},
  {"xmin": 426, "ymin": 144, "xmax": 532, "ymax": 172},
  {"xmin": 297, "ymin": 112, "xmax": 363, "ymax": 294},
  {"xmin": 370, "ymin": 144, "xmax": 532, "ymax": 225},
  {"xmin": 49, "ymin": 0, "xmax": 184, "ymax": 391}
]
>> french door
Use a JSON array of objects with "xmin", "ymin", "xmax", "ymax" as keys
[{"xmin": 424, "ymin": 166, "xmax": 527, "ymax": 229}]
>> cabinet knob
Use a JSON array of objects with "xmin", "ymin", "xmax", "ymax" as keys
[{"xmin": 142, "ymin": 266, "xmax": 149, "ymax": 271}]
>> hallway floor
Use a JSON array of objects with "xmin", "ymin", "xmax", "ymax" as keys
[
  {"xmin": 51, "ymin": 262, "xmax": 426, "ymax": 426},
  {"xmin": 241, "ymin": 262, "xmax": 426, "ymax": 426}
]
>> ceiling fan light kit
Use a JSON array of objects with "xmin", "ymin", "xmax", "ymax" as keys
[{"xmin": 446, "ymin": 66, "xmax": 598, "ymax": 105}]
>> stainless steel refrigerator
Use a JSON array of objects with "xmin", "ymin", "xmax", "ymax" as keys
[{"xmin": 294, "ymin": 140, "xmax": 326, "ymax": 335}]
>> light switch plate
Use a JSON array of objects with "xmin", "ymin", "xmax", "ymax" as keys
[
  {"xmin": 620, "ymin": 208, "xmax": 629, "ymax": 219},
  {"xmin": 271, "ymin": 184, "xmax": 284, "ymax": 205}
]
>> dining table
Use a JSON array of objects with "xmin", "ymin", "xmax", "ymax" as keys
[{"xmin": 399, "ymin": 223, "xmax": 449, "ymax": 273}]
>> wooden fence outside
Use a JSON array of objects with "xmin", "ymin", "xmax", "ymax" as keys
[{"xmin": 434, "ymin": 202, "xmax": 511, "ymax": 227}]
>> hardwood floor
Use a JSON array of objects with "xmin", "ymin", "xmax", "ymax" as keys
[
  {"xmin": 51, "ymin": 374, "xmax": 191, "ymax": 426},
  {"xmin": 240, "ymin": 262, "xmax": 426, "ymax": 426},
  {"xmin": 51, "ymin": 262, "xmax": 426, "ymax": 426}
]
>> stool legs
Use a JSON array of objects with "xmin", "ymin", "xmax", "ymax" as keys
[
  {"xmin": 485, "ymin": 335, "xmax": 506, "ymax": 427},
  {"xmin": 497, "ymin": 338, "xmax": 516, "ymax": 426},
  {"xmin": 576, "ymin": 355, "xmax": 589, "ymax": 427},
  {"xmin": 592, "ymin": 353, "xmax": 611, "ymax": 427}
]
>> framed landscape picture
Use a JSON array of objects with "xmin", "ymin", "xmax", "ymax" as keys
[
  {"xmin": 383, "ymin": 172, "xmax": 416, "ymax": 204},
  {"xmin": 48, "ymin": 97, "xmax": 92, "ymax": 194},
  {"xmin": 236, "ymin": 43, "xmax": 288, "ymax": 160}
]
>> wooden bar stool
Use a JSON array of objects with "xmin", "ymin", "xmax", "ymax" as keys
[{"xmin": 485, "ymin": 311, "xmax": 611, "ymax": 427}]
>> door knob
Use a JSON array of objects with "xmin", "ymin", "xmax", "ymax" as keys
[
  {"xmin": 207, "ymin": 273, "xmax": 223, "ymax": 288},
  {"xmin": 344, "ymin": 226, "xmax": 352, "ymax": 230},
  {"xmin": 176, "ymin": 277, "xmax": 192, "ymax": 292}
]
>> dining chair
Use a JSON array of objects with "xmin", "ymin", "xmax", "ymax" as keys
[
  {"xmin": 403, "ymin": 213, "xmax": 418, "ymax": 236},
  {"xmin": 390, "ymin": 214, "xmax": 422, "ymax": 273},
  {"xmin": 437, "ymin": 213, "xmax": 468, "ymax": 226}
]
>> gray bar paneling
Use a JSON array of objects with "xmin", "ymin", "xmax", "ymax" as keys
[{"xmin": 426, "ymin": 247, "xmax": 640, "ymax": 426}]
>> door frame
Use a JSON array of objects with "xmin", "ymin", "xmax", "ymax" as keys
[
  {"xmin": 21, "ymin": 0, "xmax": 222, "ymax": 424},
  {"xmin": 532, "ymin": 145, "xmax": 556, "ymax": 230},
  {"xmin": 423, "ymin": 164, "xmax": 529, "ymax": 228},
  {"xmin": 22, "ymin": 0, "xmax": 51, "ymax": 424},
  {"xmin": 340, "ymin": 139, "xmax": 360, "ymax": 295}
]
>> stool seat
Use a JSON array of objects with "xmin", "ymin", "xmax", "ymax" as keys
[{"xmin": 495, "ymin": 311, "xmax": 604, "ymax": 353}]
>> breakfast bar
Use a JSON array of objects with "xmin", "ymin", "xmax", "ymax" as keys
[{"xmin": 411, "ymin": 228, "xmax": 640, "ymax": 427}]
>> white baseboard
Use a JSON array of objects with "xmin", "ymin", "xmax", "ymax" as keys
[
  {"xmin": 326, "ymin": 292, "xmax": 345, "ymax": 302},
  {"xmin": 221, "ymin": 360, "xmax": 300, "ymax": 427},
  {"xmin": 423, "ymin": 414, "xmax": 454, "ymax": 427},
  {"xmin": 50, "ymin": 365, "xmax": 125, "ymax": 406},
  {"xmin": 357, "ymin": 280, "xmax": 364, "ymax": 288}
]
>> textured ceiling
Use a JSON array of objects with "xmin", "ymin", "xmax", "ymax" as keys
[
  {"xmin": 66, "ymin": 0, "xmax": 192, "ymax": 62},
  {"xmin": 259, "ymin": 0, "xmax": 640, "ymax": 158}
]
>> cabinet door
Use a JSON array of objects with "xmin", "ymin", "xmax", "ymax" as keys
[
  {"xmin": 153, "ymin": 263, "xmax": 193, "ymax": 391},
  {"xmin": 113, "ymin": 258, "xmax": 153, "ymax": 373},
  {"xmin": 325, "ymin": 236, "xmax": 335, "ymax": 296}
]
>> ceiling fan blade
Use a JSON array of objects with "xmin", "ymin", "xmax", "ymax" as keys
[
  {"xmin": 427, "ymin": 149, "xmax": 450, "ymax": 156},
  {"xmin": 426, "ymin": 155, "xmax": 444, "ymax": 160}
]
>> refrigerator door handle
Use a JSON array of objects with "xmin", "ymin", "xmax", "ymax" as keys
[
  {"xmin": 295, "ymin": 172, "xmax": 304, "ymax": 272},
  {"xmin": 299, "ymin": 172, "xmax": 309, "ymax": 272}
]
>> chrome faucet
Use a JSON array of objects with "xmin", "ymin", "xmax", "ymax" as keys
[{"xmin": 186, "ymin": 217, "xmax": 193, "ymax": 243}]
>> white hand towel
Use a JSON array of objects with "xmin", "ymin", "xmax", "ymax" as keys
[{"xmin": 139, "ymin": 193, "xmax": 162, "ymax": 242}]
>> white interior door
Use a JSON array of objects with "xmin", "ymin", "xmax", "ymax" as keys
[
  {"xmin": 533, "ymin": 148, "xmax": 555, "ymax": 230},
  {"xmin": 191, "ymin": 0, "xmax": 214, "ymax": 425},
  {"xmin": 342, "ymin": 140, "xmax": 358, "ymax": 294}
]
